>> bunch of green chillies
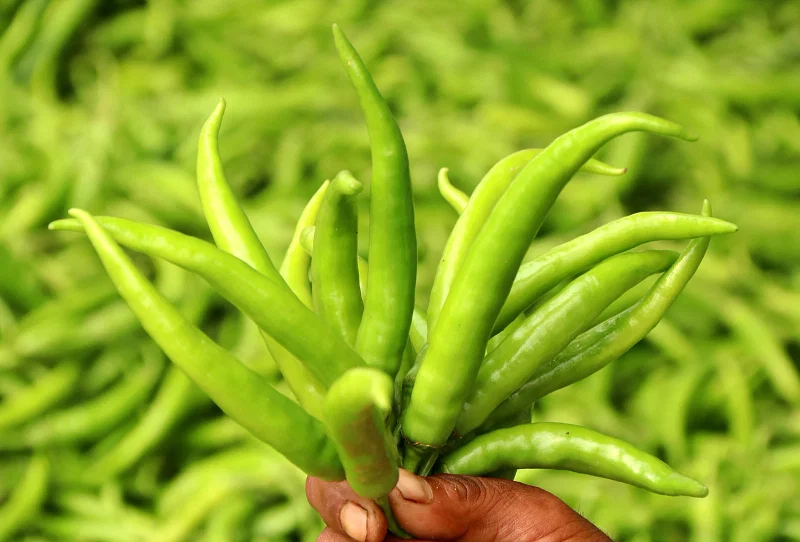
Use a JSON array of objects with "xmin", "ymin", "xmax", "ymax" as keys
[{"xmin": 48, "ymin": 25, "xmax": 738, "ymax": 534}]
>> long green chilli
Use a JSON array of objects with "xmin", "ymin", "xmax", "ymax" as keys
[
  {"xmin": 333, "ymin": 25, "xmax": 416, "ymax": 377},
  {"xmin": 197, "ymin": 98, "xmax": 283, "ymax": 284},
  {"xmin": 196, "ymin": 100, "xmax": 326, "ymax": 417},
  {"xmin": 439, "ymin": 423, "xmax": 708, "ymax": 497},
  {"xmin": 65, "ymin": 209, "xmax": 343, "ymax": 480},
  {"xmin": 49, "ymin": 215, "xmax": 363, "ymax": 387},
  {"xmin": 494, "ymin": 211, "xmax": 739, "ymax": 331},
  {"xmin": 426, "ymin": 148, "xmax": 627, "ymax": 331},
  {"xmin": 405, "ymin": 113, "xmax": 698, "ymax": 448},
  {"xmin": 455, "ymin": 249, "xmax": 678, "ymax": 436},
  {"xmin": 482, "ymin": 201, "xmax": 718, "ymax": 430},
  {"xmin": 312, "ymin": 171, "xmax": 364, "ymax": 346}
]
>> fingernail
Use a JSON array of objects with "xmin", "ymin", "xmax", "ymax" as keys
[
  {"xmin": 396, "ymin": 469, "xmax": 433, "ymax": 503},
  {"xmin": 340, "ymin": 502, "xmax": 368, "ymax": 542}
]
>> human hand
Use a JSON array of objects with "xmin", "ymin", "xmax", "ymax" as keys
[{"xmin": 306, "ymin": 470, "xmax": 611, "ymax": 541}]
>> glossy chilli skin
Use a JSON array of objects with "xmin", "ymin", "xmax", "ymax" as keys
[
  {"xmin": 439, "ymin": 423, "xmax": 708, "ymax": 497},
  {"xmin": 65, "ymin": 210, "xmax": 344, "ymax": 480},
  {"xmin": 312, "ymin": 171, "xmax": 364, "ymax": 346},
  {"xmin": 427, "ymin": 148, "xmax": 627, "ymax": 331},
  {"xmin": 49, "ymin": 216, "xmax": 363, "ymax": 388},
  {"xmin": 196, "ymin": 100, "xmax": 327, "ymax": 417},
  {"xmin": 455, "ymin": 249, "xmax": 679, "ymax": 436},
  {"xmin": 404, "ymin": 113, "xmax": 699, "ymax": 449},
  {"xmin": 47, "ymin": 25, "xmax": 745, "ymax": 539},
  {"xmin": 494, "ymin": 211, "xmax": 739, "ymax": 332},
  {"xmin": 333, "ymin": 25, "xmax": 417, "ymax": 378},
  {"xmin": 481, "ymin": 201, "xmax": 719, "ymax": 431}
]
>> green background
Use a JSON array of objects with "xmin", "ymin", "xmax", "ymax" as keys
[{"xmin": 0, "ymin": 0, "xmax": 798, "ymax": 540}]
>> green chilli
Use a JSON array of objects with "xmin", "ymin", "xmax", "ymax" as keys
[
  {"xmin": 483, "ymin": 201, "xmax": 718, "ymax": 429},
  {"xmin": 90, "ymin": 366, "xmax": 196, "ymax": 479},
  {"xmin": 312, "ymin": 171, "xmax": 364, "ymax": 346},
  {"xmin": 0, "ymin": 360, "xmax": 80, "ymax": 431},
  {"xmin": 197, "ymin": 98, "xmax": 283, "ymax": 283},
  {"xmin": 405, "ymin": 113, "xmax": 697, "ymax": 448},
  {"xmin": 323, "ymin": 367, "xmax": 399, "ymax": 499},
  {"xmin": 439, "ymin": 423, "xmax": 708, "ymax": 497},
  {"xmin": 0, "ymin": 455, "xmax": 49, "ymax": 542},
  {"xmin": 280, "ymin": 181, "xmax": 329, "ymax": 309},
  {"xmin": 427, "ymin": 148, "xmax": 627, "ymax": 331},
  {"xmin": 494, "ymin": 211, "xmax": 739, "ymax": 331},
  {"xmin": 334, "ymin": 24, "xmax": 417, "ymax": 377},
  {"xmin": 16, "ymin": 348, "xmax": 163, "ymax": 447},
  {"xmin": 64, "ymin": 210, "xmax": 343, "ymax": 480},
  {"xmin": 196, "ymin": 100, "xmax": 326, "ymax": 416},
  {"xmin": 49, "ymin": 215, "xmax": 363, "ymax": 387},
  {"xmin": 455, "ymin": 249, "xmax": 678, "ymax": 436}
]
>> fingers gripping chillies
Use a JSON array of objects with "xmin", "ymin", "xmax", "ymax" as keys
[
  {"xmin": 334, "ymin": 25, "xmax": 417, "ymax": 377},
  {"xmin": 405, "ymin": 113, "xmax": 699, "ymax": 449}
]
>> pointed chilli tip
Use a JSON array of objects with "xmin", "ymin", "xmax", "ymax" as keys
[
  {"xmin": 331, "ymin": 23, "xmax": 348, "ymax": 50},
  {"xmin": 701, "ymin": 199, "xmax": 712, "ymax": 216},
  {"xmin": 203, "ymin": 98, "xmax": 226, "ymax": 133}
]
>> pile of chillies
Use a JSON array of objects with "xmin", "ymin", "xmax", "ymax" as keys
[{"xmin": 49, "ymin": 25, "xmax": 738, "ymax": 535}]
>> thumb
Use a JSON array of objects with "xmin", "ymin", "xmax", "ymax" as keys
[{"xmin": 388, "ymin": 471, "xmax": 610, "ymax": 541}]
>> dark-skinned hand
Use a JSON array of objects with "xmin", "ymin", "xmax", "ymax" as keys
[{"xmin": 306, "ymin": 469, "xmax": 612, "ymax": 542}]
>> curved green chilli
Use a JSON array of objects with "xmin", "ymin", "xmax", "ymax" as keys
[
  {"xmin": 437, "ymin": 168, "xmax": 469, "ymax": 214},
  {"xmin": 65, "ymin": 210, "xmax": 343, "ymax": 480},
  {"xmin": 196, "ymin": 101, "xmax": 326, "ymax": 416},
  {"xmin": 49, "ymin": 215, "xmax": 363, "ymax": 387},
  {"xmin": 455, "ymin": 249, "xmax": 678, "ymax": 436},
  {"xmin": 333, "ymin": 25, "xmax": 416, "ymax": 377},
  {"xmin": 494, "ymin": 211, "xmax": 739, "ymax": 331},
  {"xmin": 483, "ymin": 201, "xmax": 717, "ymax": 429},
  {"xmin": 0, "ymin": 360, "xmax": 80, "ymax": 430},
  {"xmin": 281, "ymin": 182, "xmax": 329, "ymax": 308},
  {"xmin": 439, "ymin": 423, "xmax": 708, "ymax": 497},
  {"xmin": 0, "ymin": 455, "xmax": 49, "ymax": 542},
  {"xmin": 312, "ymin": 171, "xmax": 364, "ymax": 345},
  {"xmin": 427, "ymin": 148, "xmax": 626, "ymax": 331},
  {"xmin": 299, "ymin": 224, "xmax": 428, "ymax": 357},
  {"xmin": 323, "ymin": 368, "xmax": 399, "ymax": 499},
  {"xmin": 196, "ymin": 97, "xmax": 283, "ymax": 284},
  {"xmin": 404, "ymin": 113, "xmax": 697, "ymax": 448}
]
